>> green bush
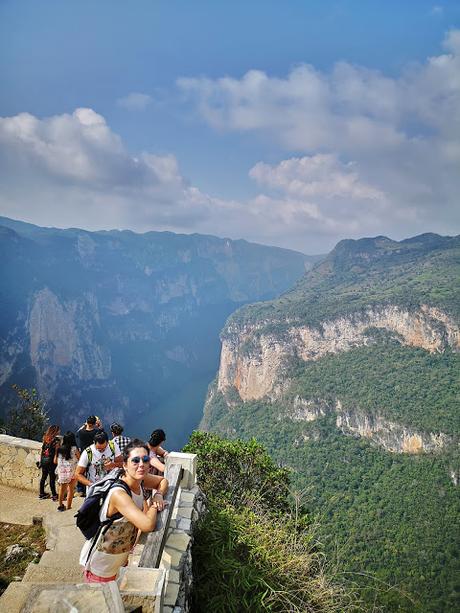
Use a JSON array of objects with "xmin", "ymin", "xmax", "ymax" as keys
[
  {"xmin": 183, "ymin": 431, "xmax": 290, "ymax": 512},
  {"xmin": 6, "ymin": 385, "xmax": 48, "ymax": 441},
  {"xmin": 184, "ymin": 431, "xmax": 358, "ymax": 613}
]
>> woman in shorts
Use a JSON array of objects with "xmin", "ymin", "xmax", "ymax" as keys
[
  {"xmin": 79, "ymin": 438, "xmax": 168, "ymax": 583},
  {"xmin": 55, "ymin": 431, "xmax": 80, "ymax": 511}
]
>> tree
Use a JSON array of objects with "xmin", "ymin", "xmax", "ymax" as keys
[{"xmin": 6, "ymin": 385, "xmax": 49, "ymax": 441}]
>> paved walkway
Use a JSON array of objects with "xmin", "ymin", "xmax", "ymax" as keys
[
  {"xmin": 0, "ymin": 485, "xmax": 86, "ymax": 610},
  {"xmin": 0, "ymin": 484, "xmax": 83, "ymax": 526}
]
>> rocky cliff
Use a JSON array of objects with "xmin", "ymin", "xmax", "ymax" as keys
[
  {"xmin": 0, "ymin": 217, "xmax": 316, "ymax": 447},
  {"xmin": 217, "ymin": 304, "xmax": 459, "ymax": 401},
  {"xmin": 288, "ymin": 396, "xmax": 451, "ymax": 453},
  {"xmin": 29, "ymin": 288, "xmax": 111, "ymax": 387},
  {"xmin": 202, "ymin": 233, "xmax": 460, "ymax": 613},
  {"xmin": 205, "ymin": 233, "xmax": 460, "ymax": 454}
]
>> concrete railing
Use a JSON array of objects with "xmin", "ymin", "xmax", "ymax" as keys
[
  {"xmin": 126, "ymin": 451, "xmax": 204, "ymax": 612},
  {"xmin": 0, "ymin": 434, "xmax": 41, "ymax": 491},
  {"xmin": 0, "ymin": 436, "xmax": 204, "ymax": 612}
]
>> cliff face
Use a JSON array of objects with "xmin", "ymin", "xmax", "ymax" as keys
[
  {"xmin": 217, "ymin": 304, "xmax": 460, "ymax": 402},
  {"xmin": 28, "ymin": 288, "xmax": 111, "ymax": 387},
  {"xmin": 288, "ymin": 396, "xmax": 451, "ymax": 453},
  {"xmin": 0, "ymin": 217, "xmax": 314, "ymax": 446},
  {"xmin": 203, "ymin": 233, "xmax": 460, "ymax": 613},
  {"xmin": 206, "ymin": 233, "xmax": 460, "ymax": 455}
]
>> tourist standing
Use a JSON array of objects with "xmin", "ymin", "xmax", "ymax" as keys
[
  {"xmin": 76, "ymin": 415, "xmax": 100, "ymax": 496},
  {"xmin": 39, "ymin": 425, "xmax": 60, "ymax": 500},
  {"xmin": 55, "ymin": 431, "xmax": 80, "ymax": 511},
  {"xmin": 75, "ymin": 431, "xmax": 122, "ymax": 487},
  {"xmin": 148, "ymin": 429, "xmax": 169, "ymax": 474},
  {"xmin": 143, "ymin": 429, "xmax": 169, "ymax": 503},
  {"xmin": 110, "ymin": 422, "xmax": 131, "ymax": 455},
  {"xmin": 76, "ymin": 415, "xmax": 100, "ymax": 451}
]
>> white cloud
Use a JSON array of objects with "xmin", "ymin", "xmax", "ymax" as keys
[
  {"xmin": 178, "ymin": 33, "xmax": 460, "ymax": 155},
  {"xmin": 0, "ymin": 108, "xmax": 203, "ymax": 232},
  {"xmin": 176, "ymin": 30, "xmax": 460, "ymax": 247},
  {"xmin": 116, "ymin": 92, "xmax": 152, "ymax": 111},
  {"xmin": 1, "ymin": 31, "xmax": 459, "ymax": 253},
  {"xmin": 249, "ymin": 154, "xmax": 384, "ymax": 201}
]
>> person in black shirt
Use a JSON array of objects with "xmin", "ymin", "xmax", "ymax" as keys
[
  {"xmin": 39, "ymin": 424, "xmax": 61, "ymax": 500},
  {"xmin": 76, "ymin": 415, "xmax": 100, "ymax": 496},
  {"xmin": 77, "ymin": 415, "xmax": 100, "ymax": 451}
]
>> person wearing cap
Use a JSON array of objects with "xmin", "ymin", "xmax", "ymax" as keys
[{"xmin": 110, "ymin": 422, "xmax": 131, "ymax": 455}]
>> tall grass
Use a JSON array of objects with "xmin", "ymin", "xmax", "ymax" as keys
[{"xmin": 184, "ymin": 431, "xmax": 361, "ymax": 612}]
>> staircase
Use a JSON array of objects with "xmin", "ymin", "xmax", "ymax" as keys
[{"xmin": 0, "ymin": 452, "xmax": 199, "ymax": 612}]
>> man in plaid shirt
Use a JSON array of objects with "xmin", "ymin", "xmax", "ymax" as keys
[{"xmin": 110, "ymin": 422, "xmax": 131, "ymax": 454}]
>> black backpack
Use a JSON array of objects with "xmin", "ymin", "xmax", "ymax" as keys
[
  {"xmin": 40, "ymin": 439, "xmax": 57, "ymax": 465},
  {"xmin": 75, "ymin": 469, "xmax": 132, "ymax": 541}
]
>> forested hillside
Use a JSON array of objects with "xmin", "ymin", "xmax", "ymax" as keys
[{"xmin": 203, "ymin": 233, "xmax": 460, "ymax": 612}]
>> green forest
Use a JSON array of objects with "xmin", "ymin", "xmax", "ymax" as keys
[
  {"xmin": 205, "ymin": 394, "xmax": 459, "ymax": 612},
  {"xmin": 229, "ymin": 234, "xmax": 460, "ymax": 331},
  {"xmin": 288, "ymin": 340, "xmax": 460, "ymax": 435},
  {"xmin": 203, "ymin": 235, "xmax": 460, "ymax": 611}
]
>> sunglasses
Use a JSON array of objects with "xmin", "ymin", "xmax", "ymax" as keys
[{"xmin": 130, "ymin": 455, "xmax": 150, "ymax": 464}]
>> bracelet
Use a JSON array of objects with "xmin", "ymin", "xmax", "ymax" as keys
[{"xmin": 153, "ymin": 492, "xmax": 163, "ymax": 497}]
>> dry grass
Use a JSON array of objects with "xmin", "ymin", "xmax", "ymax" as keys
[{"xmin": 0, "ymin": 522, "xmax": 46, "ymax": 594}]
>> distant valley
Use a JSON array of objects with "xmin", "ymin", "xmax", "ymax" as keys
[{"xmin": 0, "ymin": 216, "xmax": 317, "ymax": 448}]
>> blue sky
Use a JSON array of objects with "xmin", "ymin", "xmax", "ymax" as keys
[{"xmin": 1, "ymin": 0, "xmax": 459, "ymax": 252}]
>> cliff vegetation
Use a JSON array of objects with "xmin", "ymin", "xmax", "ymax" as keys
[
  {"xmin": 183, "ymin": 431, "xmax": 360, "ymax": 613},
  {"xmin": 203, "ymin": 233, "xmax": 460, "ymax": 612}
]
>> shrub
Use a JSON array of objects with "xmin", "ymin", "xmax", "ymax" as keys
[
  {"xmin": 6, "ymin": 385, "xmax": 48, "ymax": 441},
  {"xmin": 184, "ymin": 431, "xmax": 358, "ymax": 613}
]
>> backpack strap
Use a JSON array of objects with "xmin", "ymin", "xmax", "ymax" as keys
[
  {"xmin": 84, "ymin": 478, "xmax": 132, "ymax": 566},
  {"xmin": 86, "ymin": 441, "xmax": 115, "ymax": 466}
]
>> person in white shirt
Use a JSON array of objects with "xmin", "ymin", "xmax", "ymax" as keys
[
  {"xmin": 76, "ymin": 431, "xmax": 122, "ymax": 486},
  {"xmin": 80, "ymin": 438, "xmax": 168, "ymax": 583}
]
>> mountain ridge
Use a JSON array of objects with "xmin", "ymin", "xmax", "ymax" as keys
[
  {"xmin": 203, "ymin": 230, "xmax": 460, "ymax": 612},
  {"xmin": 0, "ymin": 217, "xmax": 317, "ymax": 448}
]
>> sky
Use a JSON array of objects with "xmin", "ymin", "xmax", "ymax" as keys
[{"xmin": 0, "ymin": 0, "xmax": 459, "ymax": 254}]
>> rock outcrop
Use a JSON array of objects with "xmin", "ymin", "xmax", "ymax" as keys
[
  {"xmin": 29, "ymin": 288, "xmax": 111, "ymax": 388},
  {"xmin": 217, "ymin": 305, "xmax": 460, "ymax": 402},
  {"xmin": 287, "ymin": 397, "xmax": 452, "ymax": 453}
]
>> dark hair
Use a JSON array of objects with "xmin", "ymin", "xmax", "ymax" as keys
[
  {"xmin": 86, "ymin": 415, "xmax": 97, "ymax": 426},
  {"xmin": 149, "ymin": 429, "xmax": 166, "ymax": 447},
  {"xmin": 94, "ymin": 431, "xmax": 109, "ymax": 445},
  {"xmin": 111, "ymin": 422, "xmax": 123, "ymax": 436},
  {"xmin": 123, "ymin": 438, "xmax": 149, "ymax": 463},
  {"xmin": 58, "ymin": 431, "xmax": 77, "ymax": 461}
]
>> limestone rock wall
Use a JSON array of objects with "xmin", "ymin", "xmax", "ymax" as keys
[
  {"xmin": 29, "ymin": 287, "xmax": 111, "ymax": 389},
  {"xmin": 217, "ymin": 305, "xmax": 460, "ymax": 401},
  {"xmin": 287, "ymin": 397, "xmax": 453, "ymax": 454},
  {"xmin": 335, "ymin": 406, "xmax": 451, "ymax": 453},
  {"xmin": 0, "ymin": 434, "xmax": 41, "ymax": 491}
]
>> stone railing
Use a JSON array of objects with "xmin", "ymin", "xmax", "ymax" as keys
[
  {"xmin": 0, "ymin": 436, "xmax": 205, "ymax": 612},
  {"xmin": 126, "ymin": 451, "xmax": 205, "ymax": 612},
  {"xmin": 0, "ymin": 434, "xmax": 41, "ymax": 491}
]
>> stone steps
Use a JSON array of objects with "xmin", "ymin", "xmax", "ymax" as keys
[
  {"xmin": 37, "ymin": 549, "xmax": 82, "ymax": 569},
  {"xmin": 1, "ymin": 581, "xmax": 126, "ymax": 612},
  {"xmin": 0, "ymin": 582, "xmax": 36, "ymax": 611},
  {"xmin": 23, "ymin": 562, "xmax": 84, "ymax": 584}
]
